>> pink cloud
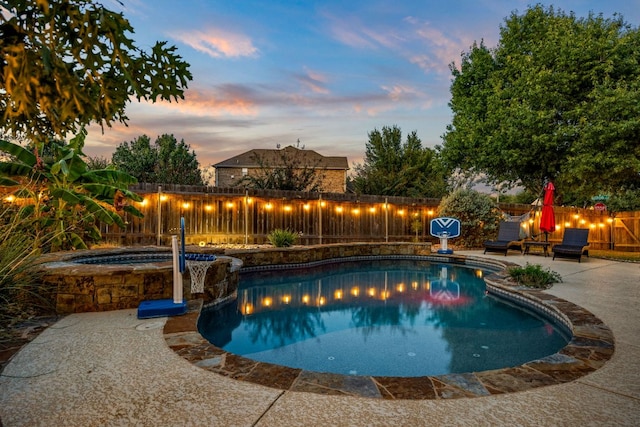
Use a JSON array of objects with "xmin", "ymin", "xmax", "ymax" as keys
[
  {"xmin": 295, "ymin": 67, "xmax": 330, "ymax": 94},
  {"xmin": 171, "ymin": 28, "xmax": 258, "ymax": 58},
  {"xmin": 406, "ymin": 17, "xmax": 476, "ymax": 73},
  {"xmin": 324, "ymin": 11, "xmax": 405, "ymax": 50}
]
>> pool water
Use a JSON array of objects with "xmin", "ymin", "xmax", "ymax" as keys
[{"xmin": 198, "ymin": 259, "xmax": 570, "ymax": 377}]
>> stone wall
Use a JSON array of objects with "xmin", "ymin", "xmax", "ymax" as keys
[
  {"xmin": 225, "ymin": 242, "xmax": 433, "ymax": 267},
  {"xmin": 38, "ymin": 249, "xmax": 236, "ymax": 314},
  {"xmin": 39, "ymin": 243, "xmax": 431, "ymax": 314},
  {"xmin": 44, "ymin": 267, "xmax": 175, "ymax": 313}
]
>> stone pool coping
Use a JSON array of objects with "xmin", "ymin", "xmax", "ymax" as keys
[{"xmin": 163, "ymin": 254, "xmax": 614, "ymax": 400}]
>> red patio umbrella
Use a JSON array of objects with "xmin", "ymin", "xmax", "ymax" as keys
[{"xmin": 539, "ymin": 181, "xmax": 556, "ymax": 241}]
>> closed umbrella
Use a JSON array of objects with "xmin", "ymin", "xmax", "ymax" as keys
[{"xmin": 539, "ymin": 181, "xmax": 556, "ymax": 241}]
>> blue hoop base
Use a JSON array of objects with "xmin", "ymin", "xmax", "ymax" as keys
[{"xmin": 137, "ymin": 299, "xmax": 187, "ymax": 319}]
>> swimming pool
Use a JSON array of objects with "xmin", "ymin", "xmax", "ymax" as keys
[{"xmin": 198, "ymin": 259, "xmax": 570, "ymax": 377}]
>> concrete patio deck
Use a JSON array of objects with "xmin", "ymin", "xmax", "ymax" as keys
[{"xmin": 1, "ymin": 252, "xmax": 639, "ymax": 426}]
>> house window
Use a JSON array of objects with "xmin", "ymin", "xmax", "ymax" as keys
[{"xmin": 242, "ymin": 168, "xmax": 248, "ymax": 176}]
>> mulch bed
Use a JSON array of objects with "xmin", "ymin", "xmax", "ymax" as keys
[{"xmin": 0, "ymin": 316, "xmax": 60, "ymax": 374}]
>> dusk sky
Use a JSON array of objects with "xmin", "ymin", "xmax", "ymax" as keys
[{"xmin": 85, "ymin": 0, "xmax": 640, "ymax": 169}]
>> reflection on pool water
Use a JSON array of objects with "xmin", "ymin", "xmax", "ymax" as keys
[{"xmin": 198, "ymin": 259, "xmax": 570, "ymax": 377}]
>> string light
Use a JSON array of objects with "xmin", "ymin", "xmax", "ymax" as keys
[{"xmin": 243, "ymin": 303, "xmax": 254, "ymax": 315}]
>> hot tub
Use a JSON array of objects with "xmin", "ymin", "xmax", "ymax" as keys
[{"xmin": 38, "ymin": 247, "xmax": 241, "ymax": 313}]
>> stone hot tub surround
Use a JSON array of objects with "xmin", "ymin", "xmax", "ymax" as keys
[
  {"xmin": 37, "ymin": 243, "xmax": 432, "ymax": 314},
  {"xmin": 37, "ymin": 247, "xmax": 239, "ymax": 313}
]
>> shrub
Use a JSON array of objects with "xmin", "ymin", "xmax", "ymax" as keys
[
  {"xmin": 0, "ymin": 213, "xmax": 54, "ymax": 337},
  {"xmin": 437, "ymin": 188, "xmax": 502, "ymax": 248},
  {"xmin": 267, "ymin": 228, "xmax": 298, "ymax": 247},
  {"xmin": 507, "ymin": 263, "xmax": 562, "ymax": 289}
]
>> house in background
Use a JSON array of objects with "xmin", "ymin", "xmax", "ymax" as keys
[{"xmin": 214, "ymin": 146, "xmax": 349, "ymax": 193}]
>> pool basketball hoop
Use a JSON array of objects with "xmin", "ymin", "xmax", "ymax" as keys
[{"xmin": 430, "ymin": 217, "xmax": 461, "ymax": 254}]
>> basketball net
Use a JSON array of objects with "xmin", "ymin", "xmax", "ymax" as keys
[{"xmin": 186, "ymin": 260, "xmax": 214, "ymax": 294}]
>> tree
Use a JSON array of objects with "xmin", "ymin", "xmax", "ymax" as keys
[
  {"xmin": 155, "ymin": 134, "xmax": 203, "ymax": 185},
  {"xmin": 241, "ymin": 145, "xmax": 326, "ymax": 191},
  {"xmin": 437, "ymin": 189, "xmax": 502, "ymax": 248},
  {"xmin": 85, "ymin": 155, "xmax": 110, "ymax": 171},
  {"xmin": 111, "ymin": 134, "xmax": 204, "ymax": 185},
  {"xmin": 0, "ymin": 131, "xmax": 143, "ymax": 251},
  {"xmin": 440, "ymin": 5, "xmax": 640, "ymax": 205},
  {"xmin": 352, "ymin": 125, "xmax": 448, "ymax": 198},
  {"xmin": 0, "ymin": 0, "xmax": 192, "ymax": 146}
]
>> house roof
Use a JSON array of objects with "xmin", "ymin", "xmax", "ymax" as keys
[{"xmin": 214, "ymin": 146, "xmax": 349, "ymax": 170}]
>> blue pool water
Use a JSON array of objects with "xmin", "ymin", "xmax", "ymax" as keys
[{"xmin": 198, "ymin": 259, "xmax": 570, "ymax": 377}]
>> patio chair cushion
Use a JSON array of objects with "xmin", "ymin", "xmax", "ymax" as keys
[
  {"xmin": 552, "ymin": 228, "xmax": 589, "ymax": 262},
  {"xmin": 483, "ymin": 221, "xmax": 524, "ymax": 256}
]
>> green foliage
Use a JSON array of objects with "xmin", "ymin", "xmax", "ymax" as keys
[
  {"xmin": 440, "ymin": 5, "xmax": 640, "ymax": 204},
  {"xmin": 508, "ymin": 263, "xmax": 562, "ymax": 289},
  {"xmin": 352, "ymin": 125, "xmax": 448, "ymax": 198},
  {"xmin": 267, "ymin": 229, "xmax": 298, "ymax": 247},
  {"xmin": 0, "ymin": 212, "xmax": 53, "ymax": 330},
  {"xmin": 111, "ymin": 134, "xmax": 204, "ymax": 185},
  {"xmin": 410, "ymin": 218, "xmax": 423, "ymax": 242},
  {"xmin": 0, "ymin": 131, "xmax": 143, "ymax": 251},
  {"xmin": 607, "ymin": 188, "xmax": 640, "ymax": 213},
  {"xmin": 0, "ymin": 0, "xmax": 192, "ymax": 145},
  {"xmin": 85, "ymin": 156, "xmax": 110, "ymax": 171},
  {"xmin": 494, "ymin": 189, "xmax": 537, "ymax": 204},
  {"xmin": 437, "ymin": 189, "xmax": 502, "ymax": 248},
  {"xmin": 241, "ymin": 146, "xmax": 325, "ymax": 191}
]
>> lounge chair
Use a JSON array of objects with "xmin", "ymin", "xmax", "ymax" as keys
[
  {"xmin": 483, "ymin": 221, "xmax": 524, "ymax": 256},
  {"xmin": 552, "ymin": 228, "xmax": 590, "ymax": 262}
]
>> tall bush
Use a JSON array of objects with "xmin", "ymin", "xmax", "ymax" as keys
[
  {"xmin": 0, "ymin": 211, "xmax": 53, "ymax": 334},
  {"xmin": 438, "ymin": 189, "xmax": 502, "ymax": 248}
]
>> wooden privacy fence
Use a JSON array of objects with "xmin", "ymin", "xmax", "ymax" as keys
[{"xmin": 102, "ymin": 183, "xmax": 640, "ymax": 251}]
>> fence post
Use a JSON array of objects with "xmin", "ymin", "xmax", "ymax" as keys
[
  {"xmin": 244, "ymin": 190, "xmax": 249, "ymax": 245},
  {"xmin": 319, "ymin": 194, "xmax": 323, "ymax": 245},
  {"xmin": 385, "ymin": 197, "xmax": 389, "ymax": 243},
  {"xmin": 156, "ymin": 185, "xmax": 162, "ymax": 246}
]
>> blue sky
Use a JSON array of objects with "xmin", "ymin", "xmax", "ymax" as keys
[{"xmin": 85, "ymin": 0, "xmax": 640, "ymax": 169}]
